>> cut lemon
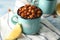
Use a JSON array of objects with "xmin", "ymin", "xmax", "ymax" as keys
[
  {"xmin": 6, "ymin": 39, "xmax": 16, "ymax": 40},
  {"xmin": 5, "ymin": 23, "xmax": 22, "ymax": 40},
  {"xmin": 56, "ymin": 3, "xmax": 60, "ymax": 16}
]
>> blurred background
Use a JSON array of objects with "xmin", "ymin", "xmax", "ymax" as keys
[
  {"xmin": 57, "ymin": 0, "xmax": 60, "ymax": 3},
  {"xmin": 0, "ymin": 0, "xmax": 60, "ymax": 17},
  {"xmin": 0, "ymin": 0, "xmax": 16, "ymax": 17}
]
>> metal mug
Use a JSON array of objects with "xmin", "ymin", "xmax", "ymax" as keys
[
  {"xmin": 11, "ymin": 9, "xmax": 42, "ymax": 35},
  {"xmin": 27, "ymin": 0, "xmax": 57, "ymax": 15},
  {"xmin": 38, "ymin": 0, "xmax": 57, "ymax": 15}
]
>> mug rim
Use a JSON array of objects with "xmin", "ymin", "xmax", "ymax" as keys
[{"xmin": 17, "ymin": 6, "xmax": 43, "ymax": 20}]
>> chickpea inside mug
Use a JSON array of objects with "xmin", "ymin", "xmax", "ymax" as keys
[
  {"xmin": 11, "ymin": 4, "xmax": 43, "ymax": 34},
  {"xmin": 17, "ymin": 4, "xmax": 42, "ymax": 19}
]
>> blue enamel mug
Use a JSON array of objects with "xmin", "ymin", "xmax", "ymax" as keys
[
  {"xmin": 11, "ymin": 12, "xmax": 42, "ymax": 35},
  {"xmin": 38, "ymin": 0, "xmax": 57, "ymax": 15},
  {"xmin": 27, "ymin": 0, "xmax": 57, "ymax": 15}
]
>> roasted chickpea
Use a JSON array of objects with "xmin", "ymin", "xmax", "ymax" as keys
[
  {"xmin": 29, "ymin": 15, "xmax": 33, "ymax": 19},
  {"xmin": 37, "ymin": 11, "xmax": 41, "ymax": 14},
  {"xmin": 20, "ymin": 13, "xmax": 25, "ymax": 17},
  {"xmin": 27, "ymin": 12, "xmax": 31, "ymax": 15},
  {"xmin": 18, "ymin": 4, "xmax": 42, "ymax": 19},
  {"xmin": 28, "ymin": 6, "xmax": 32, "ymax": 10}
]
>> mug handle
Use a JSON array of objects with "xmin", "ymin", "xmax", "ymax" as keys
[
  {"xmin": 27, "ymin": 0, "xmax": 38, "ymax": 6},
  {"xmin": 27, "ymin": 0, "xmax": 32, "ymax": 3},
  {"xmin": 11, "ymin": 15, "xmax": 18, "ymax": 24}
]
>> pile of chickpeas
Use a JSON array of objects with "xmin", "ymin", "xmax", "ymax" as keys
[{"xmin": 17, "ymin": 4, "xmax": 42, "ymax": 19}]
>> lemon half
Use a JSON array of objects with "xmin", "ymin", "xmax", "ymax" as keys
[
  {"xmin": 56, "ymin": 3, "xmax": 60, "ymax": 16},
  {"xmin": 5, "ymin": 23, "xmax": 22, "ymax": 40}
]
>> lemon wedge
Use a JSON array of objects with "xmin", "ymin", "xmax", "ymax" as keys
[
  {"xmin": 5, "ymin": 23, "xmax": 22, "ymax": 40},
  {"xmin": 56, "ymin": 3, "xmax": 60, "ymax": 16},
  {"xmin": 6, "ymin": 39, "xmax": 15, "ymax": 40}
]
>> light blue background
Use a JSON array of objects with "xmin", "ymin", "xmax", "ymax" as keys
[
  {"xmin": 0, "ymin": 0, "xmax": 16, "ymax": 17},
  {"xmin": 0, "ymin": 0, "xmax": 60, "ymax": 17}
]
